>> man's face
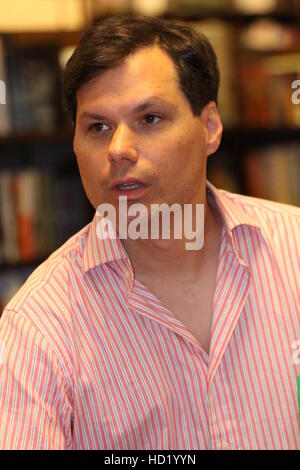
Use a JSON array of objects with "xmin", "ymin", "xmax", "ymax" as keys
[{"xmin": 73, "ymin": 44, "xmax": 218, "ymax": 213}]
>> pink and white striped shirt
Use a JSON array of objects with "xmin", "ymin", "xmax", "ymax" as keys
[{"xmin": 0, "ymin": 181, "xmax": 299, "ymax": 449}]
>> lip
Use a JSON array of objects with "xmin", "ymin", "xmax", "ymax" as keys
[
  {"xmin": 109, "ymin": 177, "xmax": 151, "ymax": 201},
  {"xmin": 109, "ymin": 177, "xmax": 148, "ymax": 190},
  {"xmin": 111, "ymin": 184, "xmax": 151, "ymax": 201}
]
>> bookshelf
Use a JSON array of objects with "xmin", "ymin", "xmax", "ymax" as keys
[{"xmin": 0, "ymin": 2, "xmax": 299, "ymax": 309}]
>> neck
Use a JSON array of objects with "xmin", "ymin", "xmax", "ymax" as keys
[{"xmin": 121, "ymin": 191, "xmax": 223, "ymax": 281}]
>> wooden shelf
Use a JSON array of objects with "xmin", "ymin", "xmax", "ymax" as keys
[
  {"xmin": 0, "ymin": 130, "xmax": 74, "ymax": 145},
  {"xmin": 0, "ymin": 257, "xmax": 48, "ymax": 271},
  {"xmin": 161, "ymin": 10, "xmax": 300, "ymax": 25},
  {"xmin": 0, "ymin": 128, "xmax": 299, "ymax": 148},
  {"xmin": 221, "ymin": 127, "xmax": 300, "ymax": 147},
  {"xmin": 0, "ymin": 29, "xmax": 83, "ymax": 46}
]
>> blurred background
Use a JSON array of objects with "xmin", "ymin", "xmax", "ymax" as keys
[{"xmin": 0, "ymin": 0, "xmax": 299, "ymax": 310}]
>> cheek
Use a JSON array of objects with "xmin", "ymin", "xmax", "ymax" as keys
[
  {"xmin": 180, "ymin": 130, "xmax": 206, "ymax": 172},
  {"xmin": 159, "ymin": 132, "xmax": 206, "ymax": 200},
  {"xmin": 74, "ymin": 147, "xmax": 102, "ymax": 207},
  {"xmin": 162, "ymin": 132, "xmax": 203, "ymax": 175}
]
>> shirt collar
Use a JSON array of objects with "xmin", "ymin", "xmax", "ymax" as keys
[
  {"xmin": 82, "ymin": 212, "xmax": 129, "ymax": 272},
  {"xmin": 82, "ymin": 180, "xmax": 262, "ymax": 274},
  {"xmin": 206, "ymin": 180, "xmax": 261, "ymax": 232}
]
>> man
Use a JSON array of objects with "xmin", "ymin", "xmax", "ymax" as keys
[{"xmin": 0, "ymin": 15, "xmax": 299, "ymax": 450}]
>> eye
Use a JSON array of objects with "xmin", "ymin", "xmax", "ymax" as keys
[
  {"xmin": 143, "ymin": 114, "xmax": 161, "ymax": 125},
  {"xmin": 88, "ymin": 122, "xmax": 110, "ymax": 132}
]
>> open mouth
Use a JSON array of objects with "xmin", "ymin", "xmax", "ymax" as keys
[
  {"xmin": 111, "ymin": 180, "xmax": 150, "ymax": 200},
  {"xmin": 115, "ymin": 182, "xmax": 144, "ymax": 190}
]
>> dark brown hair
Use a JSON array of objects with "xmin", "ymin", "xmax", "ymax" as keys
[{"xmin": 62, "ymin": 15, "xmax": 220, "ymax": 125}]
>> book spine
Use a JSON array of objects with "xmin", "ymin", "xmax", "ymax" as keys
[
  {"xmin": 0, "ymin": 171, "xmax": 19, "ymax": 264},
  {"xmin": 15, "ymin": 169, "xmax": 39, "ymax": 262},
  {"xmin": 0, "ymin": 37, "xmax": 11, "ymax": 135}
]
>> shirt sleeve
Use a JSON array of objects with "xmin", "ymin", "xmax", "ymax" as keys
[{"xmin": 0, "ymin": 309, "xmax": 73, "ymax": 449}]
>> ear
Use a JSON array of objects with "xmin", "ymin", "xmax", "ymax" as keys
[{"xmin": 200, "ymin": 101, "xmax": 223, "ymax": 158}]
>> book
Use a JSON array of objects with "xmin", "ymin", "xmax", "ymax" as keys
[
  {"xmin": 238, "ymin": 59, "xmax": 273, "ymax": 127},
  {"xmin": 0, "ymin": 167, "xmax": 93, "ymax": 267},
  {"xmin": 36, "ymin": 171, "xmax": 57, "ymax": 257},
  {"xmin": 244, "ymin": 144, "xmax": 300, "ymax": 206},
  {"xmin": 5, "ymin": 41, "xmax": 63, "ymax": 134},
  {"xmin": 191, "ymin": 20, "xmax": 239, "ymax": 127},
  {"xmin": 238, "ymin": 20, "xmax": 300, "ymax": 128},
  {"xmin": 286, "ymin": 144, "xmax": 300, "ymax": 207},
  {"xmin": 0, "ymin": 37, "xmax": 11, "ymax": 135},
  {"xmin": 15, "ymin": 168, "xmax": 40, "ymax": 262},
  {"xmin": 0, "ymin": 171, "xmax": 19, "ymax": 264}
]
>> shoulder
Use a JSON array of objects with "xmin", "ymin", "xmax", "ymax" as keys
[
  {"xmin": 5, "ymin": 221, "xmax": 92, "ymax": 313},
  {"xmin": 220, "ymin": 189, "xmax": 300, "ymax": 232},
  {"xmin": 218, "ymin": 190, "xmax": 300, "ymax": 279},
  {"xmin": 1, "ymin": 222, "xmax": 92, "ymax": 380}
]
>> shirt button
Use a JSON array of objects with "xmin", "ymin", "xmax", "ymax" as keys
[{"xmin": 221, "ymin": 441, "xmax": 231, "ymax": 450}]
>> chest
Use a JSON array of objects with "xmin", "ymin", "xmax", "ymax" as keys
[{"xmin": 138, "ymin": 272, "xmax": 216, "ymax": 354}]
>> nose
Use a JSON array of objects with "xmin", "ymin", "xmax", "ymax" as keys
[{"xmin": 108, "ymin": 123, "xmax": 138, "ymax": 165}]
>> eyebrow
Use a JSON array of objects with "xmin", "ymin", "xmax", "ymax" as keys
[{"xmin": 79, "ymin": 96, "xmax": 174, "ymax": 122}]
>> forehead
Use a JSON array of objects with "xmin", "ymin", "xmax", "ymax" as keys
[{"xmin": 76, "ymin": 45, "xmax": 184, "ymax": 109}]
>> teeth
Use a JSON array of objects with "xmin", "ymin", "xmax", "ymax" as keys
[{"xmin": 116, "ymin": 183, "xmax": 142, "ymax": 190}]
